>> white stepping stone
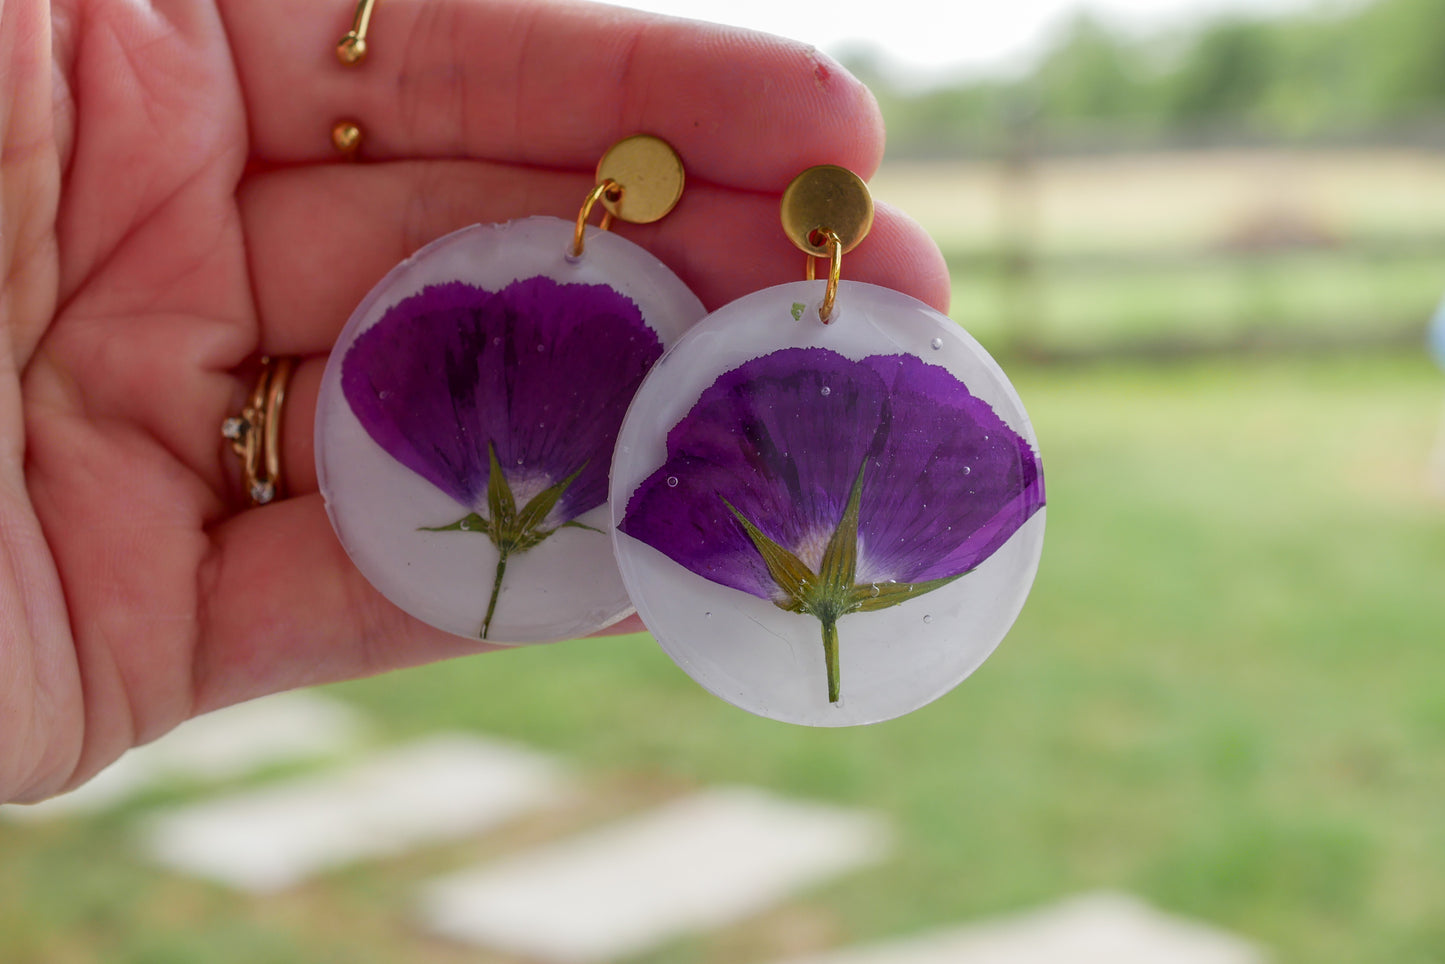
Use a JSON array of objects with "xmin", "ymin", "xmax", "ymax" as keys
[
  {"xmin": 5, "ymin": 691, "xmax": 366, "ymax": 820},
  {"xmin": 764, "ymin": 892, "xmax": 1268, "ymax": 964},
  {"xmin": 140, "ymin": 735, "xmax": 568, "ymax": 892},
  {"xmin": 418, "ymin": 786, "xmax": 892, "ymax": 964}
]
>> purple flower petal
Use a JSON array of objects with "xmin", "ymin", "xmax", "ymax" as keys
[
  {"xmin": 621, "ymin": 348, "xmax": 890, "ymax": 600},
  {"xmin": 856, "ymin": 354, "xmax": 1046, "ymax": 584},
  {"xmin": 619, "ymin": 347, "xmax": 1043, "ymax": 598},
  {"xmin": 621, "ymin": 455, "xmax": 782, "ymax": 600},
  {"xmin": 342, "ymin": 276, "xmax": 662, "ymax": 521}
]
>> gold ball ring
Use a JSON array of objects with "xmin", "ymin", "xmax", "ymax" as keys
[{"xmin": 222, "ymin": 356, "xmax": 296, "ymax": 506}]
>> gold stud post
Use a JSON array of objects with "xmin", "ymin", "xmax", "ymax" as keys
[
  {"xmin": 337, "ymin": 0, "xmax": 377, "ymax": 65},
  {"xmin": 331, "ymin": 120, "xmax": 363, "ymax": 158}
]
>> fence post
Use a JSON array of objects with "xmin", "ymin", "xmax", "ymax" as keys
[{"xmin": 999, "ymin": 97, "xmax": 1042, "ymax": 359}]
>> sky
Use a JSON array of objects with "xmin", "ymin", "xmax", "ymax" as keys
[{"xmin": 614, "ymin": 0, "xmax": 1344, "ymax": 84}]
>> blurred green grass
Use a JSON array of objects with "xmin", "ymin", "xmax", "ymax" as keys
[
  {"xmin": 6, "ymin": 353, "xmax": 1439, "ymax": 963},
  {"xmin": 334, "ymin": 354, "xmax": 1445, "ymax": 964},
  {"xmin": 875, "ymin": 152, "xmax": 1445, "ymax": 357},
  {"xmin": 952, "ymin": 249, "xmax": 1445, "ymax": 353}
]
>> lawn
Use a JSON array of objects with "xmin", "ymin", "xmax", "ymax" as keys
[
  {"xmin": 4, "ymin": 352, "xmax": 1442, "ymax": 964},
  {"xmin": 875, "ymin": 150, "xmax": 1445, "ymax": 355},
  {"xmin": 950, "ymin": 248, "xmax": 1445, "ymax": 355}
]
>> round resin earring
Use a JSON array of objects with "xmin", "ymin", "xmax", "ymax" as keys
[
  {"xmin": 610, "ymin": 166, "xmax": 1046, "ymax": 726},
  {"xmin": 316, "ymin": 136, "xmax": 705, "ymax": 643}
]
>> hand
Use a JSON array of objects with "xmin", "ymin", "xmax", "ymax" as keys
[{"xmin": 0, "ymin": 0, "xmax": 950, "ymax": 803}]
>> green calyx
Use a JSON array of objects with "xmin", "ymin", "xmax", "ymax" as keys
[
  {"xmin": 420, "ymin": 443, "xmax": 598, "ymax": 639},
  {"xmin": 725, "ymin": 460, "xmax": 965, "ymax": 704}
]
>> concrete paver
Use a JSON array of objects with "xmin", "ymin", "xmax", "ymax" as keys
[
  {"xmin": 419, "ymin": 786, "xmax": 892, "ymax": 964},
  {"xmin": 763, "ymin": 892, "xmax": 1268, "ymax": 964},
  {"xmin": 141, "ymin": 734, "xmax": 568, "ymax": 892}
]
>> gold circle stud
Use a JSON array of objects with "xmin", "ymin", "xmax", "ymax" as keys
[
  {"xmin": 781, "ymin": 165, "xmax": 874, "ymax": 257},
  {"xmin": 332, "ymin": 120, "xmax": 363, "ymax": 157},
  {"xmin": 594, "ymin": 134, "xmax": 685, "ymax": 225}
]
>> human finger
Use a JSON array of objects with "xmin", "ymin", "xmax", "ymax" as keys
[
  {"xmin": 192, "ymin": 495, "xmax": 503, "ymax": 712},
  {"xmin": 239, "ymin": 161, "xmax": 949, "ymax": 357},
  {"xmin": 220, "ymin": 0, "xmax": 885, "ymax": 190}
]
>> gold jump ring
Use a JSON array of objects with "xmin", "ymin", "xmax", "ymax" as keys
[
  {"xmin": 572, "ymin": 179, "xmax": 620, "ymax": 257},
  {"xmin": 804, "ymin": 229, "xmax": 844, "ymax": 324}
]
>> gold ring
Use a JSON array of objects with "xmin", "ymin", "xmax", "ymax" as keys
[{"xmin": 222, "ymin": 356, "xmax": 296, "ymax": 506}]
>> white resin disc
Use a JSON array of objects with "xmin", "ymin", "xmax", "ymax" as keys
[
  {"xmin": 610, "ymin": 281, "xmax": 1046, "ymax": 726},
  {"xmin": 316, "ymin": 217, "xmax": 704, "ymax": 643}
]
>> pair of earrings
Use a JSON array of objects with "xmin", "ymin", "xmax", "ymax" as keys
[{"xmin": 314, "ymin": 136, "xmax": 1046, "ymax": 727}]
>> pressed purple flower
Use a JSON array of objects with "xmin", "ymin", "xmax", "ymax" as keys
[
  {"xmin": 619, "ymin": 347, "xmax": 1044, "ymax": 702},
  {"xmin": 343, "ymin": 276, "xmax": 663, "ymax": 637}
]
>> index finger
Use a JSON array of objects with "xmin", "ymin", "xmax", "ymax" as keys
[{"xmin": 219, "ymin": 0, "xmax": 886, "ymax": 189}]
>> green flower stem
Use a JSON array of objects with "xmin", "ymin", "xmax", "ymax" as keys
[
  {"xmin": 821, "ymin": 616, "xmax": 841, "ymax": 704},
  {"xmin": 482, "ymin": 547, "xmax": 509, "ymax": 640},
  {"xmin": 728, "ymin": 456, "xmax": 973, "ymax": 705}
]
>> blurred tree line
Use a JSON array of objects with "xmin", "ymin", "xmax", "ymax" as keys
[{"xmin": 847, "ymin": 0, "xmax": 1445, "ymax": 156}]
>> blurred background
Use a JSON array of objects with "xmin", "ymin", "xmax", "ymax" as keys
[{"xmin": 3, "ymin": 0, "xmax": 1442, "ymax": 962}]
